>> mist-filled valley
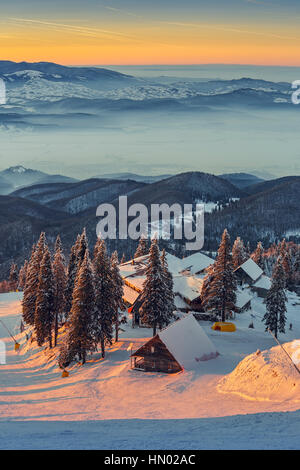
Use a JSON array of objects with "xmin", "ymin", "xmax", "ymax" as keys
[{"xmin": 0, "ymin": 62, "xmax": 299, "ymax": 179}]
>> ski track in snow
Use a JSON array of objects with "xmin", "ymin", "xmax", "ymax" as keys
[{"xmin": 0, "ymin": 292, "xmax": 299, "ymax": 449}]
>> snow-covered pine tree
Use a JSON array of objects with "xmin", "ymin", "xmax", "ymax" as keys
[
  {"xmin": 93, "ymin": 240, "xmax": 115, "ymax": 358},
  {"xmin": 200, "ymin": 263, "xmax": 216, "ymax": 312},
  {"xmin": 9, "ymin": 263, "xmax": 19, "ymax": 291},
  {"xmin": 35, "ymin": 232, "xmax": 47, "ymax": 266},
  {"xmin": 18, "ymin": 260, "xmax": 28, "ymax": 291},
  {"xmin": 53, "ymin": 235, "xmax": 67, "ymax": 346},
  {"xmin": 245, "ymin": 241, "xmax": 251, "ymax": 259},
  {"xmin": 139, "ymin": 238, "xmax": 167, "ymax": 336},
  {"xmin": 263, "ymin": 257, "xmax": 287, "ymax": 338},
  {"xmin": 76, "ymin": 229, "xmax": 88, "ymax": 271},
  {"xmin": 59, "ymin": 251, "xmax": 96, "ymax": 366},
  {"xmin": 160, "ymin": 249, "xmax": 176, "ymax": 329},
  {"xmin": 201, "ymin": 229, "xmax": 237, "ymax": 322},
  {"xmin": 232, "ymin": 237, "xmax": 247, "ymax": 269},
  {"xmin": 34, "ymin": 247, "xmax": 55, "ymax": 348},
  {"xmin": 22, "ymin": 244, "xmax": 39, "ymax": 325},
  {"xmin": 65, "ymin": 238, "xmax": 81, "ymax": 318},
  {"xmin": 281, "ymin": 251, "xmax": 293, "ymax": 289},
  {"xmin": 110, "ymin": 251, "xmax": 126, "ymax": 342},
  {"xmin": 251, "ymin": 241, "xmax": 265, "ymax": 270},
  {"xmin": 134, "ymin": 236, "xmax": 148, "ymax": 259}
]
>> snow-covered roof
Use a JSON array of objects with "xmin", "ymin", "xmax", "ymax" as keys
[
  {"xmin": 174, "ymin": 295, "xmax": 190, "ymax": 310},
  {"xmin": 119, "ymin": 252, "xmax": 183, "ymax": 278},
  {"xmin": 253, "ymin": 275, "xmax": 271, "ymax": 290},
  {"xmin": 119, "ymin": 255, "xmax": 149, "ymax": 279},
  {"xmin": 173, "ymin": 275, "xmax": 203, "ymax": 302},
  {"xmin": 124, "ymin": 276, "xmax": 146, "ymax": 292},
  {"xmin": 158, "ymin": 315, "xmax": 219, "ymax": 369},
  {"xmin": 235, "ymin": 290, "xmax": 252, "ymax": 309},
  {"xmin": 180, "ymin": 252, "xmax": 214, "ymax": 275},
  {"xmin": 236, "ymin": 258, "xmax": 263, "ymax": 282},
  {"xmin": 123, "ymin": 285, "xmax": 140, "ymax": 304}
]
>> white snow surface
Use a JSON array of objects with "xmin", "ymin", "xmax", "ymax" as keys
[
  {"xmin": 253, "ymin": 274, "xmax": 272, "ymax": 290},
  {"xmin": 172, "ymin": 275, "xmax": 203, "ymax": 301},
  {"xmin": 238, "ymin": 258, "xmax": 263, "ymax": 281},
  {"xmin": 236, "ymin": 289, "xmax": 252, "ymax": 309},
  {"xmin": 219, "ymin": 340, "xmax": 300, "ymax": 402},
  {"xmin": 0, "ymin": 291, "xmax": 300, "ymax": 449},
  {"xmin": 179, "ymin": 252, "xmax": 214, "ymax": 274},
  {"xmin": 158, "ymin": 315, "xmax": 219, "ymax": 369}
]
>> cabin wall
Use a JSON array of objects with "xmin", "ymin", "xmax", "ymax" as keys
[{"xmin": 132, "ymin": 337, "xmax": 182, "ymax": 373}]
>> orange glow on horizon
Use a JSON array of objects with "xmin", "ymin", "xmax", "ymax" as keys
[{"xmin": 1, "ymin": 19, "xmax": 300, "ymax": 66}]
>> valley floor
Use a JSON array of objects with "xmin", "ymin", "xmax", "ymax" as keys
[{"xmin": 0, "ymin": 292, "xmax": 299, "ymax": 449}]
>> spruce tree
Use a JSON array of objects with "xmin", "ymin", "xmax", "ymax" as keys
[
  {"xmin": 160, "ymin": 249, "xmax": 176, "ymax": 329},
  {"xmin": 201, "ymin": 229, "xmax": 237, "ymax": 322},
  {"xmin": 93, "ymin": 240, "xmax": 115, "ymax": 358},
  {"xmin": 34, "ymin": 247, "xmax": 55, "ymax": 348},
  {"xmin": 9, "ymin": 263, "xmax": 19, "ymax": 291},
  {"xmin": 22, "ymin": 244, "xmax": 39, "ymax": 325},
  {"xmin": 252, "ymin": 241, "xmax": 264, "ymax": 270},
  {"xmin": 53, "ymin": 235, "xmax": 67, "ymax": 346},
  {"xmin": 232, "ymin": 237, "xmax": 247, "ymax": 269},
  {"xmin": 76, "ymin": 229, "xmax": 88, "ymax": 271},
  {"xmin": 35, "ymin": 232, "xmax": 47, "ymax": 266},
  {"xmin": 139, "ymin": 238, "xmax": 167, "ymax": 336},
  {"xmin": 134, "ymin": 236, "xmax": 148, "ymax": 258},
  {"xmin": 18, "ymin": 260, "xmax": 28, "ymax": 291},
  {"xmin": 263, "ymin": 257, "xmax": 287, "ymax": 338},
  {"xmin": 110, "ymin": 251, "xmax": 126, "ymax": 342},
  {"xmin": 281, "ymin": 251, "xmax": 292, "ymax": 290},
  {"xmin": 65, "ymin": 239, "xmax": 80, "ymax": 318},
  {"xmin": 200, "ymin": 263, "xmax": 216, "ymax": 312},
  {"xmin": 59, "ymin": 251, "xmax": 96, "ymax": 366}
]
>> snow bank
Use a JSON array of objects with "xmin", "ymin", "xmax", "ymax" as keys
[{"xmin": 218, "ymin": 340, "xmax": 300, "ymax": 403}]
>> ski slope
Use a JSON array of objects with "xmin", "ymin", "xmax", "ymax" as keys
[{"xmin": 0, "ymin": 291, "xmax": 299, "ymax": 449}]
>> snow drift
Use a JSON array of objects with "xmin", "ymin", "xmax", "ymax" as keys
[{"xmin": 218, "ymin": 340, "xmax": 300, "ymax": 403}]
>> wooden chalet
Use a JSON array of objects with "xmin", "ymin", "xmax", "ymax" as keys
[
  {"xmin": 131, "ymin": 314, "xmax": 219, "ymax": 374},
  {"xmin": 234, "ymin": 258, "xmax": 263, "ymax": 286},
  {"xmin": 131, "ymin": 335, "xmax": 182, "ymax": 373}
]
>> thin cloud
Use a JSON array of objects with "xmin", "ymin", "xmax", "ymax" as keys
[
  {"xmin": 105, "ymin": 6, "xmax": 140, "ymax": 18},
  {"xmin": 162, "ymin": 21, "xmax": 300, "ymax": 42},
  {"xmin": 8, "ymin": 17, "xmax": 136, "ymax": 41}
]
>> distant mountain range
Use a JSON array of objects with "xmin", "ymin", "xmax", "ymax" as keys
[
  {"xmin": 0, "ymin": 166, "xmax": 77, "ymax": 194},
  {"xmin": 219, "ymin": 173, "xmax": 264, "ymax": 189},
  {"xmin": 0, "ymin": 60, "xmax": 295, "ymax": 132},
  {"xmin": 0, "ymin": 166, "xmax": 298, "ymax": 279}
]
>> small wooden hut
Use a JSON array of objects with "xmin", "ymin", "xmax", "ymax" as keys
[{"xmin": 131, "ymin": 314, "xmax": 219, "ymax": 374}]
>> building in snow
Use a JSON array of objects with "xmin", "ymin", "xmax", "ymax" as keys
[
  {"xmin": 131, "ymin": 314, "xmax": 219, "ymax": 373},
  {"xmin": 234, "ymin": 289, "xmax": 252, "ymax": 313},
  {"xmin": 251, "ymin": 275, "xmax": 272, "ymax": 299},
  {"xmin": 179, "ymin": 252, "xmax": 214, "ymax": 276},
  {"xmin": 234, "ymin": 258, "xmax": 263, "ymax": 286},
  {"xmin": 121, "ymin": 252, "xmax": 207, "ymax": 327},
  {"xmin": 234, "ymin": 258, "xmax": 271, "ymax": 298}
]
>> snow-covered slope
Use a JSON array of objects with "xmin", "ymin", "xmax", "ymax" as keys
[
  {"xmin": 0, "ymin": 290, "xmax": 299, "ymax": 449},
  {"xmin": 219, "ymin": 341, "xmax": 300, "ymax": 402}
]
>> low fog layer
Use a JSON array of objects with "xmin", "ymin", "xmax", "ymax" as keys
[{"xmin": 0, "ymin": 63, "xmax": 299, "ymax": 178}]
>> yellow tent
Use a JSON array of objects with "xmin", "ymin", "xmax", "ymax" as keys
[{"xmin": 211, "ymin": 322, "xmax": 236, "ymax": 332}]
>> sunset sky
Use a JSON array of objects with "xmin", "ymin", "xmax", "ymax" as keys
[{"xmin": 1, "ymin": 0, "xmax": 300, "ymax": 65}]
